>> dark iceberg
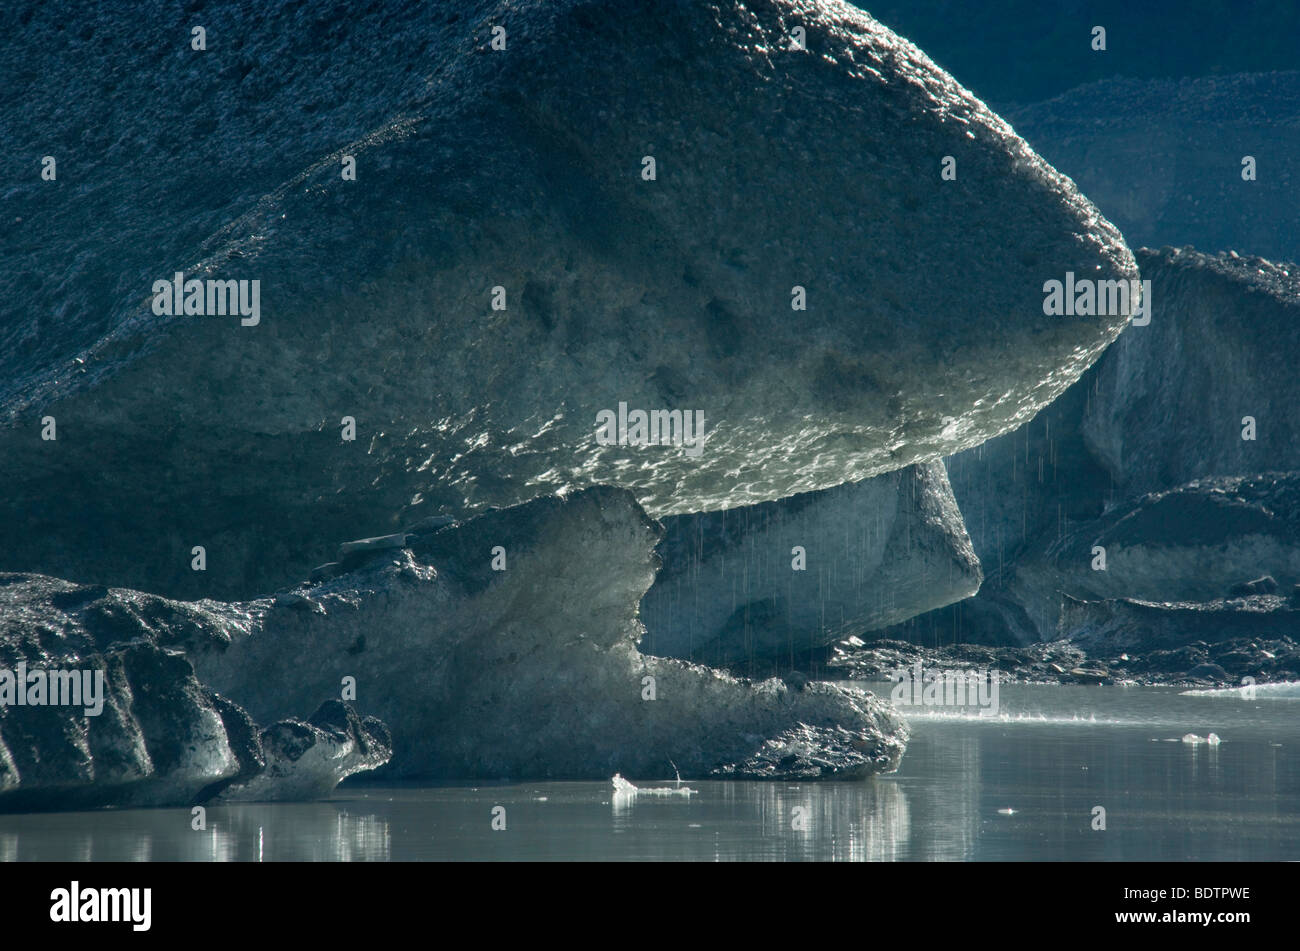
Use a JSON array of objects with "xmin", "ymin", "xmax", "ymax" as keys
[
  {"xmin": 0, "ymin": 571, "xmax": 391, "ymax": 812},
  {"xmin": 1, "ymin": 0, "xmax": 1136, "ymax": 599},
  {"xmin": 1, "ymin": 487, "xmax": 908, "ymax": 806}
]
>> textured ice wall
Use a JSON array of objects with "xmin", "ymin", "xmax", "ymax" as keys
[
  {"xmin": 181, "ymin": 486, "xmax": 910, "ymax": 780},
  {"xmin": 640, "ymin": 462, "xmax": 981, "ymax": 666},
  {"xmin": 886, "ymin": 247, "xmax": 1300, "ymax": 646},
  {"xmin": 0, "ymin": 575, "xmax": 392, "ymax": 811},
  {"xmin": 1083, "ymin": 247, "xmax": 1300, "ymax": 496},
  {"xmin": 0, "ymin": 0, "xmax": 1136, "ymax": 598}
]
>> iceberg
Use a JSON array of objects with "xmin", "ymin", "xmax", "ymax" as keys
[
  {"xmin": 611, "ymin": 774, "xmax": 696, "ymax": 797},
  {"xmin": 0, "ymin": 0, "xmax": 1137, "ymax": 600},
  {"xmin": 0, "ymin": 592, "xmax": 392, "ymax": 813},
  {"xmin": 1, "ymin": 487, "xmax": 908, "ymax": 802}
]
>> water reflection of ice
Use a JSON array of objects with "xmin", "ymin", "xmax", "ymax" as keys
[
  {"xmin": 902, "ymin": 728, "xmax": 980, "ymax": 861},
  {"xmin": 604, "ymin": 774, "xmax": 912, "ymax": 860},
  {"xmin": 750, "ymin": 778, "xmax": 911, "ymax": 862},
  {"xmin": 0, "ymin": 803, "xmax": 390, "ymax": 862}
]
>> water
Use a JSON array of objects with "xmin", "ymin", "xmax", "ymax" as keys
[{"xmin": 2, "ymin": 684, "xmax": 1296, "ymax": 861}]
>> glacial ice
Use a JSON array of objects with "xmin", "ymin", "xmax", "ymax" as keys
[
  {"xmin": 1004, "ymin": 75, "xmax": 1300, "ymax": 265},
  {"xmin": 1084, "ymin": 247, "xmax": 1300, "ymax": 498},
  {"xmin": 0, "ymin": 582, "xmax": 393, "ymax": 813},
  {"xmin": 0, "ymin": 0, "xmax": 1137, "ymax": 600},
  {"xmin": 1182, "ymin": 682, "xmax": 1300, "ymax": 699},
  {"xmin": 887, "ymin": 246, "xmax": 1300, "ymax": 653},
  {"xmin": 611, "ymin": 774, "xmax": 696, "ymax": 797},
  {"xmin": 0, "ymin": 487, "xmax": 909, "ymax": 803},
  {"xmin": 640, "ymin": 463, "xmax": 981, "ymax": 665}
]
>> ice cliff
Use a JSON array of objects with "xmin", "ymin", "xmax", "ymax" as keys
[{"xmin": 872, "ymin": 247, "xmax": 1300, "ymax": 670}]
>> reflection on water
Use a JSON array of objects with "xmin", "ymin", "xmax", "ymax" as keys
[
  {"xmin": 0, "ymin": 686, "xmax": 1296, "ymax": 860},
  {"xmin": 608, "ymin": 777, "xmax": 910, "ymax": 861},
  {"xmin": 0, "ymin": 803, "xmax": 391, "ymax": 862}
]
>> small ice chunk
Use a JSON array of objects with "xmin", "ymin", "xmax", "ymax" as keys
[
  {"xmin": 610, "ymin": 773, "xmax": 696, "ymax": 796},
  {"xmin": 1182, "ymin": 733, "xmax": 1202, "ymax": 744},
  {"xmin": 1206, "ymin": 733, "xmax": 1221, "ymax": 746}
]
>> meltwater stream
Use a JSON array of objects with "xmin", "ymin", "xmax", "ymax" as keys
[{"xmin": 1, "ymin": 684, "xmax": 1296, "ymax": 861}]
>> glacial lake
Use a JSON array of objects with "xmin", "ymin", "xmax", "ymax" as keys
[{"xmin": 2, "ymin": 684, "xmax": 1297, "ymax": 861}]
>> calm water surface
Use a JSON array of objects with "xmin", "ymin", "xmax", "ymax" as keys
[{"xmin": 2, "ymin": 684, "xmax": 1296, "ymax": 861}]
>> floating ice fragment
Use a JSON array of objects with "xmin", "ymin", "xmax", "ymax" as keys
[
  {"xmin": 1182, "ymin": 681, "xmax": 1300, "ymax": 698},
  {"xmin": 610, "ymin": 773, "xmax": 697, "ymax": 797}
]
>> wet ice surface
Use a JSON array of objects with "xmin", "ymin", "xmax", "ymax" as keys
[{"xmin": 1, "ymin": 685, "xmax": 1296, "ymax": 861}]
